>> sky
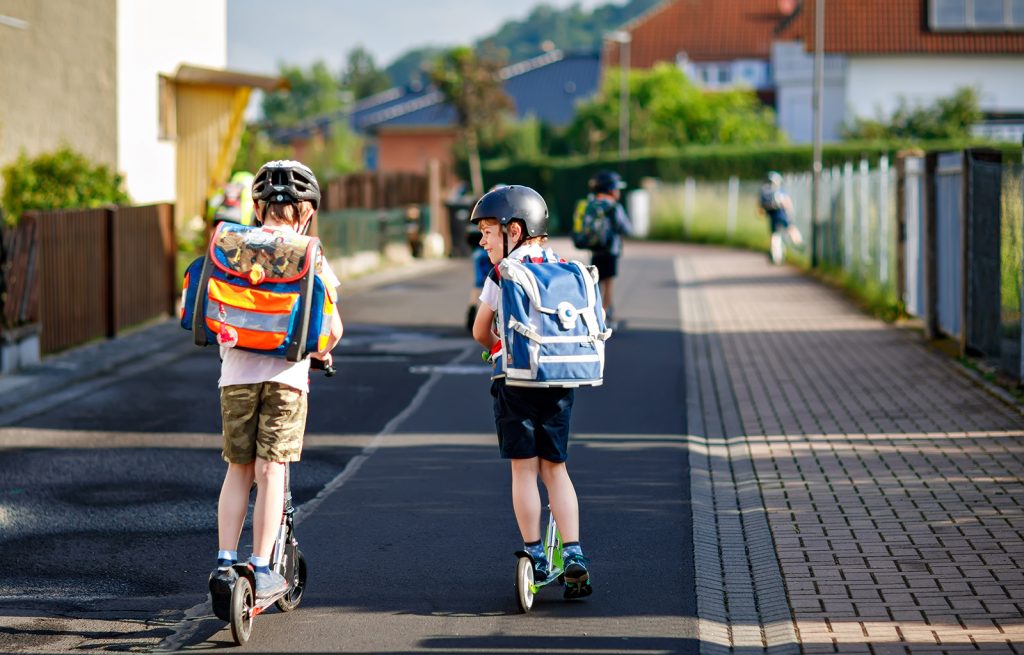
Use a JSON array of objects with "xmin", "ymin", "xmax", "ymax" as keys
[{"xmin": 227, "ymin": 0, "xmax": 609, "ymax": 76}]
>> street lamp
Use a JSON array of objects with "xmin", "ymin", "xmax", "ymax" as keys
[
  {"xmin": 604, "ymin": 30, "xmax": 631, "ymax": 161},
  {"xmin": 810, "ymin": 0, "xmax": 824, "ymax": 267}
]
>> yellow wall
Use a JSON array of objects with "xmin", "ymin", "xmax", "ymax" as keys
[
  {"xmin": 0, "ymin": 0, "xmax": 118, "ymax": 170},
  {"xmin": 174, "ymin": 84, "xmax": 250, "ymax": 230}
]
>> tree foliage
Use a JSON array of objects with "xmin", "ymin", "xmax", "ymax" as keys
[
  {"xmin": 385, "ymin": 46, "xmax": 447, "ymax": 88},
  {"xmin": 565, "ymin": 64, "xmax": 781, "ymax": 155},
  {"xmin": 1, "ymin": 146, "xmax": 130, "ymax": 223},
  {"xmin": 384, "ymin": 0, "xmax": 659, "ymax": 86},
  {"xmin": 340, "ymin": 46, "xmax": 392, "ymax": 100},
  {"xmin": 479, "ymin": 0, "xmax": 659, "ymax": 65},
  {"xmin": 430, "ymin": 47, "xmax": 514, "ymax": 195},
  {"xmin": 261, "ymin": 61, "xmax": 347, "ymax": 127},
  {"xmin": 842, "ymin": 87, "xmax": 983, "ymax": 140}
]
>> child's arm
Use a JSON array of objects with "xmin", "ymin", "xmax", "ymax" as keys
[{"xmin": 473, "ymin": 304, "xmax": 497, "ymax": 350}]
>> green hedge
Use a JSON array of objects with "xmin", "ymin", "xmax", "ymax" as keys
[{"xmin": 482, "ymin": 140, "xmax": 1023, "ymax": 234}]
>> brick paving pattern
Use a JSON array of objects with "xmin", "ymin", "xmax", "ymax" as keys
[{"xmin": 679, "ymin": 245, "xmax": 1024, "ymax": 654}]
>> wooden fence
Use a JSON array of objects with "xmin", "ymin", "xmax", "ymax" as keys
[
  {"xmin": 321, "ymin": 171, "xmax": 427, "ymax": 212},
  {"xmin": 4, "ymin": 204, "xmax": 175, "ymax": 355}
]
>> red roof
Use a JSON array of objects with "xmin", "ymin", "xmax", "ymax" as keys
[
  {"xmin": 604, "ymin": 0, "xmax": 792, "ymax": 67},
  {"xmin": 784, "ymin": 0, "xmax": 1024, "ymax": 54}
]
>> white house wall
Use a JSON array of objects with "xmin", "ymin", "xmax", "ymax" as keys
[
  {"xmin": 772, "ymin": 41, "xmax": 847, "ymax": 144},
  {"xmin": 845, "ymin": 55, "xmax": 1024, "ymax": 121},
  {"xmin": 116, "ymin": 0, "xmax": 226, "ymax": 204}
]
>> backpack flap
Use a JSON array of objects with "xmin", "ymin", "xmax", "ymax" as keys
[
  {"xmin": 498, "ymin": 258, "xmax": 610, "ymax": 388},
  {"xmin": 199, "ymin": 223, "xmax": 323, "ymax": 360}
]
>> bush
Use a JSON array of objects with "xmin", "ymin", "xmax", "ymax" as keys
[{"xmin": 1, "ymin": 146, "xmax": 130, "ymax": 224}]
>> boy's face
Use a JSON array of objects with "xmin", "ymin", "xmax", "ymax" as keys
[{"xmin": 477, "ymin": 218, "xmax": 506, "ymax": 265}]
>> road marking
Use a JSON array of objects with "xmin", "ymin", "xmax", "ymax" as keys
[
  {"xmin": 157, "ymin": 344, "xmax": 479, "ymax": 652},
  {"xmin": 409, "ymin": 364, "xmax": 491, "ymax": 375}
]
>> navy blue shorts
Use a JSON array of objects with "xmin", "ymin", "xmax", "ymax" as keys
[
  {"xmin": 591, "ymin": 252, "xmax": 619, "ymax": 280},
  {"xmin": 768, "ymin": 209, "xmax": 790, "ymax": 233},
  {"xmin": 491, "ymin": 379, "xmax": 575, "ymax": 462}
]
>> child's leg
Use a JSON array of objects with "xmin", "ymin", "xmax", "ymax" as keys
[
  {"xmin": 787, "ymin": 225, "xmax": 804, "ymax": 246},
  {"xmin": 251, "ymin": 456, "xmax": 286, "ymax": 560},
  {"xmin": 539, "ymin": 460, "xmax": 579, "ymax": 543},
  {"xmin": 218, "ymin": 462, "xmax": 255, "ymax": 552},
  {"xmin": 510, "ymin": 457, "xmax": 542, "ymax": 542},
  {"xmin": 599, "ymin": 278, "xmax": 613, "ymax": 314}
]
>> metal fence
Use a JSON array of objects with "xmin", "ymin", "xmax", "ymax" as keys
[
  {"xmin": 646, "ymin": 147, "xmax": 1024, "ymax": 381},
  {"xmin": 9, "ymin": 204, "xmax": 176, "ymax": 355},
  {"xmin": 316, "ymin": 208, "xmax": 410, "ymax": 258}
]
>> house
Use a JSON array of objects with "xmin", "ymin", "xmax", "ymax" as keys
[
  {"xmin": 276, "ymin": 50, "xmax": 602, "ymax": 183},
  {"xmin": 601, "ymin": 0, "xmax": 794, "ymax": 105},
  {"xmin": 773, "ymin": 0, "xmax": 1024, "ymax": 142},
  {"xmin": 599, "ymin": 0, "xmax": 1024, "ymax": 143},
  {"xmin": 0, "ymin": 0, "xmax": 282, "ymax": 225}
]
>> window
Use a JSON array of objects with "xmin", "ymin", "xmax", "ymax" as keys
[{"xmin": 930, "ymin": 0, "xmax": 1024, "ymax": 29}]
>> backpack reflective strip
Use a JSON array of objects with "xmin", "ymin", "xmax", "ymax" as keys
[
  {"xmin": 205, "ymin": 319, "xmax": 287, "ymax": 351},
  {"xmin": 205, "ymin": 302, "xmax": 292, "ymax": 333},
  {"xmin": 208, "ymin": 278, "xmax": 298, "ymax": 313}
]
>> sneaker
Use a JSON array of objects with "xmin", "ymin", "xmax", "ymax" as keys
[
  {"xmin": 562, "ymin": 552, "xmax": 592, "ymax": 599},
  {"xmin": 253, "ymin": 569, "xmax": 288, "ymax": 599},
  {"xmin": 531, "ymin": 555, "xmax": 550, "ymax": 582}
]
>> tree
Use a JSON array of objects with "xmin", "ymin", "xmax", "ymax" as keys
[
  {"xmin": 261, "ymin": 61, "xmax": 347, "ymax": 127},
  {"xmin": 340, "ymin": 46, "xmax": 392, "ymax": 100},
  {"xmin": 842, "ymin": 87, "xmax": 982, "ymax": 141},
  {"xmin": 430, "ymin": 46, "xmax": 514, "ymax": 196},
  {"xmin": 385, "ymin": 46, "xmax": 447, "ymax": 88},
  {"xmin": 565, "ymin": 63, "xmax": 780, "ymax": 155}
]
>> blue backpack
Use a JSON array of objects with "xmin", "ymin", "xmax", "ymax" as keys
[{"xmin": 495, "ymin": 251, "xmax": 611, "ymax": 388}]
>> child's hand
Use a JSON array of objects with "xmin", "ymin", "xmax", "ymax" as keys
[{"xmin": 311, "ymin": 351, "xmax": 333, "ymax": 368}]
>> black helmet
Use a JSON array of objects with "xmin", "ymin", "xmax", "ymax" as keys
[
  {"xmin": 469, "ymin": 185, "xmax": 548, "ymax": 238},
  {"xmin": 252, "ymin": 160, "xmax": 321, "ymax": 210},
  {"xmin": 589, "ymin": 170, "xmax": 626, "ymax": 194}
]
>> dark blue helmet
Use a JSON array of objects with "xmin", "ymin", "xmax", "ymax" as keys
[
  {"xmin": 470, "ymin": 185, "xmax": 548, "ymax": 238},
  {"xmin": 589, "ymin": 170, "xmax": 626, "ymax": 194}
]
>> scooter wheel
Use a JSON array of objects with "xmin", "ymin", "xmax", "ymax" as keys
[
  {"xmin": 515, "ymin": 556, "xmax": 535, "ymax": 613},
  {"xmin": 275, "ymin": 549, "xmax": 308, "ymax": 613},
  {"xmin": 230, "ymin": 575, "xmax": 254, "ymax": 645}
]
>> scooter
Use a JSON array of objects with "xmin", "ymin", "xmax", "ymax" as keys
[{"xmin": 208, "ymin": 359, "xmax": 333, "ymax": 644}]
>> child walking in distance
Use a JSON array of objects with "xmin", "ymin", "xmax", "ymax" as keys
[
  {"xmin": 470, "ymin": 185, "xmax": 593, "ymax": 599},
  {"xmin": 213, "ymin": 161, "xmax": 343, "ymax": 598}
]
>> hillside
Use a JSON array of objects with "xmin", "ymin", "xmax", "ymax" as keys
[{"xmin": 384, "ymin": 0, "xmax": 660, "ymax": 86}]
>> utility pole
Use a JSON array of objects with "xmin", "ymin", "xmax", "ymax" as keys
[
  {"xmin": 810, "ymin": 0, "xmax": 824, "ymax": 268},
  {"xmin": 605, "ymin": 31, "xmax": 632, "ymax": 162}
]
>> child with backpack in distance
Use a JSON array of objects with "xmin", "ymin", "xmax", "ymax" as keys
[
  {"xmin": 759, "ymin": 171, "xmax": 803, "ymax": 265},
  {"xmin": 572, "ymin": 171, "xmax": 632, "ymax": 328},
  {"xmin": 212, "ymin": 161, "xmax": 343, "ymax": 598},
  {"xmin": 472, "ymin": 184, "xmax": 610, "ymax": 600}
]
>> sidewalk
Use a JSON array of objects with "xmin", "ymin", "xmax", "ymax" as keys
[
  {"xmin": 0, "ymin": 256, "xmax": 458, "ymax": 423},
  {"xmin": 679, "ymin": 245, "xmax": 1024, "ymax": 654}
]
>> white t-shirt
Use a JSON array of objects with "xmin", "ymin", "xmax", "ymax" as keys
[
  {"xmin": 219, "ymin": 259, "xmax": 340, "ymax": 393},
  {"xmin": 479, "ymin": 243, "xmax": 553, "ymax": 312}
]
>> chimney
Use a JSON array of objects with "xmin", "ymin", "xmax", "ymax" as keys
[{"xmin": 778, "ymin": 0, "xmax": 797, "ymax": 15}]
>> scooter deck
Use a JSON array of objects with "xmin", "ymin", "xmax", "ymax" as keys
[{"xmin": 531, "ymin": 566, "xmax": 564, "ymax": 593}]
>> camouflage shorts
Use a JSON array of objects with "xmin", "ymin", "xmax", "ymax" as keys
[{"xmin": 220, "ymin": 382, "xmax": 308, "ymax": 464}]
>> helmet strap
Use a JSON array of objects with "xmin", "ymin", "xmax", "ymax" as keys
[{"xmin": 502, "ymin": 223, "xmax": 525, "ymax": 259}]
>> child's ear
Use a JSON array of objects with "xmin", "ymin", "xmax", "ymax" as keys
[{"xmin": 508, "ymin": 221, "xmax": 522, "ymax": 242}]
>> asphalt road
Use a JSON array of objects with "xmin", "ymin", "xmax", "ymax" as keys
[{"xmin": 0, "ymin": 241, "xmax": 696, "ymax": 654}]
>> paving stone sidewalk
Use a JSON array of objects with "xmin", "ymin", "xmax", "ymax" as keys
[{"xmin": 678, "ymin": 245, "xmax": 1024, "ymax": 655}]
